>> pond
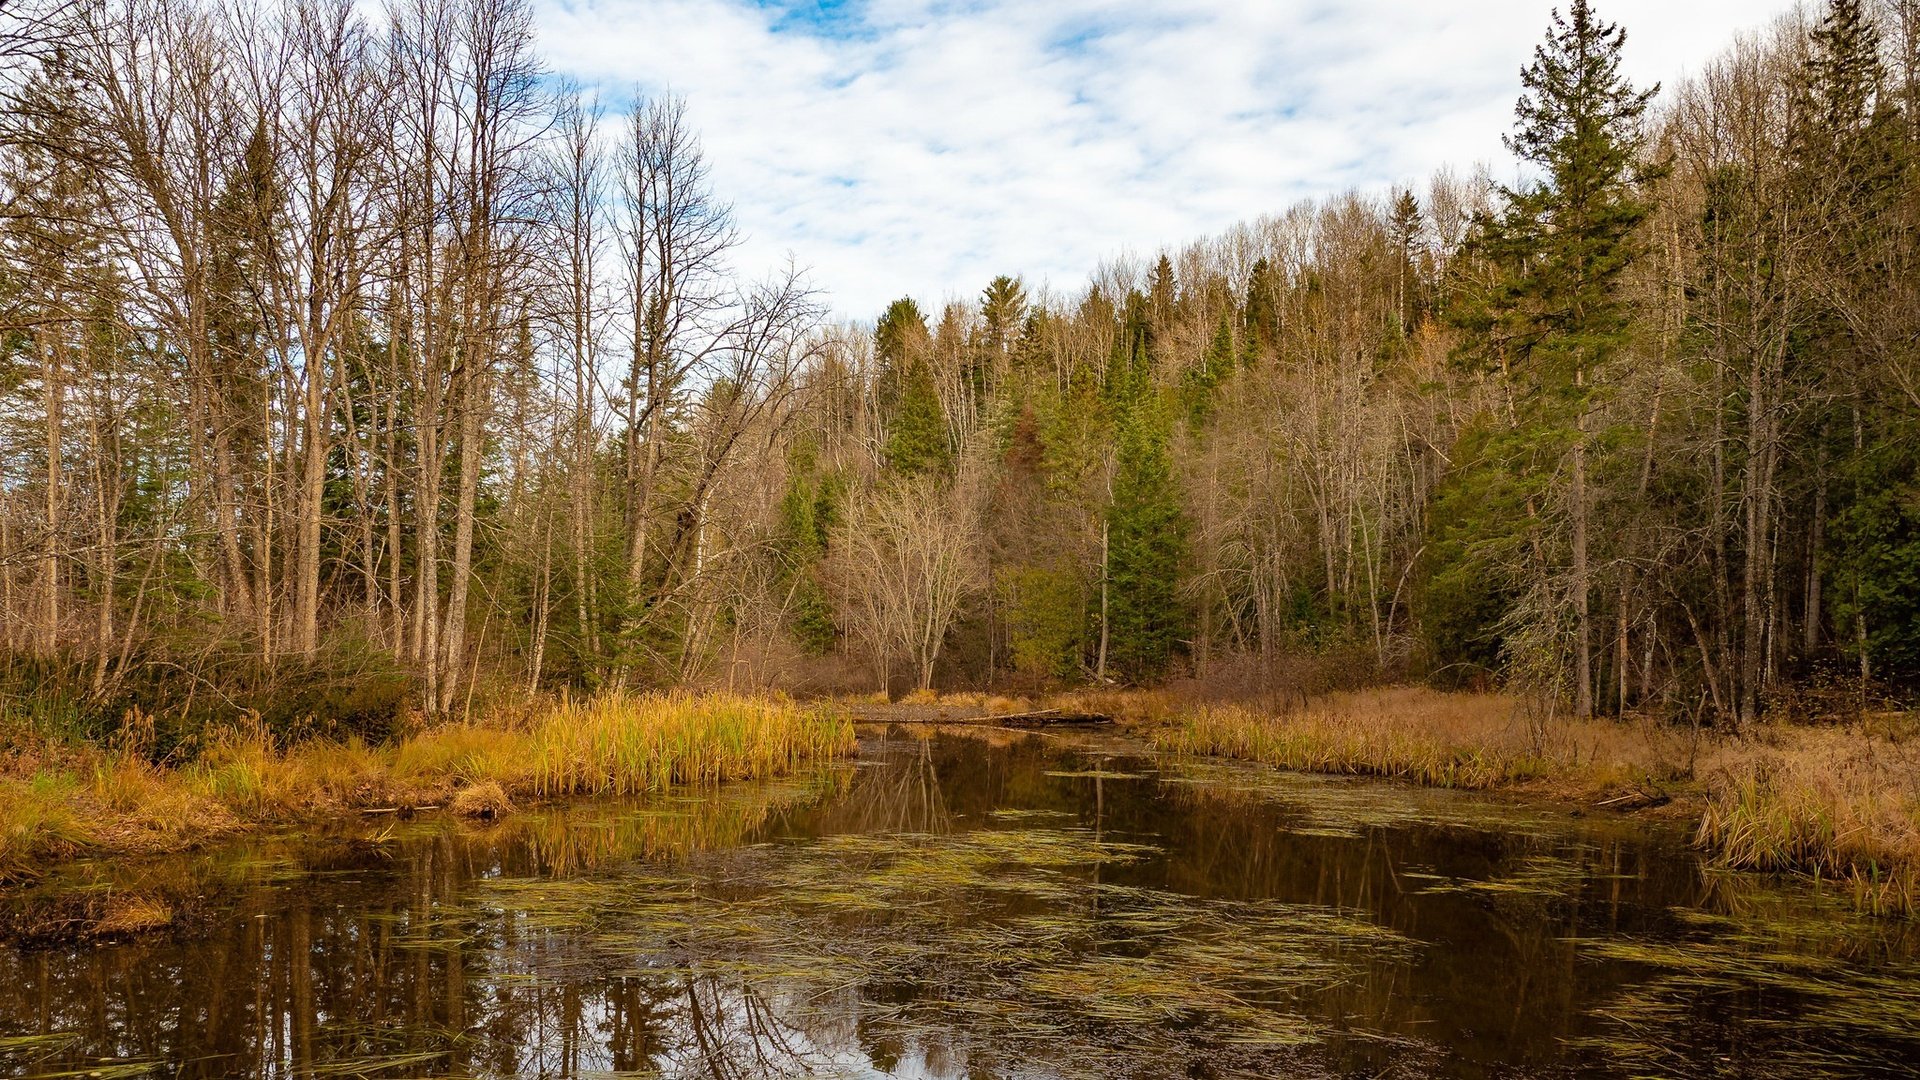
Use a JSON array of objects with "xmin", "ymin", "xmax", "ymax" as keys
[{"xmin": 3, "ymin": 726, "xmax": 1917, "ymax": 1079}]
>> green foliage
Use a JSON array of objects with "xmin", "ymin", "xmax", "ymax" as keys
[
  {"xmin": 1241, "ymin": 258, "xmax": 1279, "ymax": 366},
  {"xmin": 1180, "ymin": 309, "xmax": 1237, "ymax": 427},
  {"xmin": 884, "ymin": 359, "xmax": 952, "ymax": 477},
  {"xmin": 788, "ymin": 575, "xmax": 838, "ymax": 656},
  {"xmin": 1830, "ymin": 433, "xmax": 1920, "ymax": 688},
  {"xmin": 1104, "ymin": 302, "xmax": 1189, "ymax": 681},
  {"xmin": 1415, "ymin": 421, "xmax": 1537, "ymax": 682},
  {"xmin": 1001, "ymin": 563, "xmax": 1084, "ymax": 679}
]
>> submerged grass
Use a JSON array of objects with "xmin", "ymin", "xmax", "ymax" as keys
[
  {"xmin": 465, "ymin": 818, "xmax": 1416, "ymax": 1075},
  {"xmin": 0, "ymin": 691, "xmax": 853, "ymax": 895}
]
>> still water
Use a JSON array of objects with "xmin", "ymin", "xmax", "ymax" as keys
[{"xmin": 3, "ymin": 727, "xmax": 1918, "ymax": 1079}]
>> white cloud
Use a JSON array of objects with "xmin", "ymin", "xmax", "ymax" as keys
[{"xmin": 533, "ymin": 0, "xmax": 1802, "ymax": 318}]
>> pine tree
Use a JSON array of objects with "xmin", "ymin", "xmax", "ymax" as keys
[
  {"xmin": 884, "ymin": 358, "xmax": 951, "ymax": 477},
  {"xmin": 1481, "ymin": 0, "xmax": 1655, "ymax": 718},
  {"xmin": 1101, "ymin": 295, "xmax": 1188, "ymax": 681}
]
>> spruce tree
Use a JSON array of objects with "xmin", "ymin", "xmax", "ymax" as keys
[
  {"xmin": 1479, "ymin": 0, "xmax": 1655, "ymax": 718},
  {"xmin": 1101, "ymin": 295, "xmax": 1188, "ymax": 681},
  {"xmin": 884, "ymin": 358, "xmax": 952, "ymax": 477},
  {"xmin": 1241, "ymin": 257, "xmax": 1280, "ymax": 365},
  {"xmin": 874, "ymin": 297, "xmax": 930, "ymax": 416}
]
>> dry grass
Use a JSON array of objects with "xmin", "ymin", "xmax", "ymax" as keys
[
  {"xmin": 1151, "ymin": 686, "xmax": 1677, "ymax": 793},
  {"xmin": 93, "ymin": 892, "xmax": 175, "ymax": 935},
  {"xmin": 1695, "ymin": 725, "xmax": 1920, "ymax": 916},
  {"xmin": 448, "ymin": 779, "xmax": 515, "ymax": 819},
  {"xmin": 0, "ymin": 691, "xmax": 854, "ymax": 882},
  {"xmin": 0, "ymin": 771, "xmax": 93, "ymax": 881},
  {"xmin": 1152, "ymin": 685, "xmax": 1920, "ymax": 917}
]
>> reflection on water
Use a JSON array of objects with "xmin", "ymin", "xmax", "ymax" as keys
[{"xmin": 3, "ymin": 727, "xmax": 1917, "ymax": 1079}]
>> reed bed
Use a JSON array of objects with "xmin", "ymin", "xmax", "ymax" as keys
[
  {"xmin": 1695, "ymin": 726, "xmax": 1920, "ymax": 916},
  {"xmin": 1150, "ymin": 687, "xmax": 1662, "ymax": 791},
  {"xmin": 0, "ymin": 691, "xmax": 854, "ymax": 881},
  {"xmin": 1156, "ymin": 686, "xmax": 1920, "ymax": 917}
]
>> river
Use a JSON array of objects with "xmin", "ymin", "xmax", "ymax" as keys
[{"xmin": 3, "ymin": 726, "xmax": 1916, "ymax": 1078}]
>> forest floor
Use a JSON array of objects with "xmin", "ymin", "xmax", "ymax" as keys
[{"xmin": 853, "ymin": 685, "xmax": 1920, "ymax": 917}]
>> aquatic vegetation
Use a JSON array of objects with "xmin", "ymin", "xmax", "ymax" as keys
[
  {"xmin": 1577, "ymin": 904, "xmax": 1920, "ymax": 1076},
  {"xmin": 7, "ymin": 729, "xmax": 1920, "ymax": 1079},
  {"xmin": 461, "ymin": 821, "xmax": 1419, "ymax": 1076},
  {"xmin": 1155, "ymin": 755, "xmax": 1570, "ymax": 838}
]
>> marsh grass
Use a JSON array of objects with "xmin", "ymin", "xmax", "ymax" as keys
[
  {"xmin": 1154, "ymin": 687, "xmax": 1920, "ymax": 917},
  {"xmin": 1150, "ymin": 687, "xmax": 1660, "ymax": 792},
  {"xmin": 1695, "ymin": 725, "xmax": 1920, "ymax": 916},
  {"xmin": 0, "ymin": 691, "xmax": 853, "ymax": 889},
  {"xmin": 0, "ymin": 771, "xmax": 92, "ymax": 881}
]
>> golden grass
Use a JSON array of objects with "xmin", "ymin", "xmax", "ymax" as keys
[
  {"xmin": 93, "ymin": 892, "xmax": 175, "ymax": 935},
  {"xmin": 1152, "ymin": 685, "xmax": 1920, "ymax": 916},
  {"xmin": 1695, "ymin": 725, "xmax": 1920, "ymax": 916},
  {"xmin": 1151, "ymin": 686, "xmax": 1675, "ymax": 793},
  {"xmin": 0, "ymin": 691, "xmax": 854, "ymax": 883},
  {"xmin": 448, "ymin": 779, "xmax": 514, "ymax": 819},
  {"xmin": 0, "ymin": 771, "xmax": 93, "ymax": 881}
]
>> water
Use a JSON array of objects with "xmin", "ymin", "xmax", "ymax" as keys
[{"xmin": 3, "ymin": 726, "xmax": 1917, "ymax": 1079}]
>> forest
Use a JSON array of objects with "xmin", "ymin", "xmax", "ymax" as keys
[{"xmin": 1, "ymin": 0, "xmax": 1917, "ymax": 748}]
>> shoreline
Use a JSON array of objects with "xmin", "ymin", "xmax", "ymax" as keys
[{"xmin": 5, "ymin": 686, "xmax": 1915, "ymax": 939}]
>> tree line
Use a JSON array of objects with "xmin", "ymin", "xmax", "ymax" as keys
[{"xmin": 1, "ymin": 0, "xmax": 1915, "ymax": 732}]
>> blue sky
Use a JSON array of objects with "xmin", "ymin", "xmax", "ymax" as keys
[{"xmin": 534, "ymin": 0, "xmax": 1803, "ymax": 319}]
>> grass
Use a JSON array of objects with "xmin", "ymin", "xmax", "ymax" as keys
[
  {"xmin": 1146, "ymin": 684, "xmax": 1920, "ymax": 916},
  {"xmin": 0, "ymin": 691, "xmax": 854, "ymax": 890},
  {"xmin": 1695, "ymin": 725, "xmax": 1920, "ymax": 916},
  {"xmin": 1149, "ymin": 686, "xmax": 1671, "ymax": 793}
]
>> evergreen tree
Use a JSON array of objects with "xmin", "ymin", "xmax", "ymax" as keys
[
  {"xmin": 1181, "ymin": 308, "xmax": 1237, "ymax": 426},
  {"xmin": 1101, "ymin": 296, "xmax": 1188, "ymax": 681},
  {"xmin": 884, "ymin": 358, "xmax": 951, "ymax": 477},
  {"xmin": 980, "ymin": 275, "xmax": 1027, "ymax": 356},
  {"xmin": 1241, "ymin": 257, "xmax": 1280, "ymax": 365},
  {"xmin": 1388, "ymin": 187, "xmax": 1425, "ymax": 333},
  {"xmin": 1466, "ymin": 0, "xmax": 1655, "ymax": 717},
  {"xmin": 874, "ymin": 297, "xmax": 930, "ymax": 416}
]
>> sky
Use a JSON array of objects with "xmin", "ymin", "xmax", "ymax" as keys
[{"xmin": 533, "ymin": 0, "xmax": 1804, "ymax": 320}]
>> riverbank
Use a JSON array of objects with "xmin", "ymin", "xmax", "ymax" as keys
[
  {"xmin": 848, "ymin": 685, "xmax": 1920, "ymax": 916},
  {"xmin": 1145, "ymin": 687, "xmax": 1920, "ymax": 916},
  {"xmin": 0, "ymin": 691, "xmax": 854, "ymax": 883},
  {"xmin": 8, "ymin": 683, "xmax": 1915, "ymax": 920}
]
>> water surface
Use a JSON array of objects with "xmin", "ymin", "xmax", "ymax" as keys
[{"xmin": 4, "ymin": 727, "xmax": 1917, "ymax": 1078}]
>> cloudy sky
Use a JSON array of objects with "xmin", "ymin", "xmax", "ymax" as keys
[{"xmin": 533, "ymin": 0, "xmax": 1802, "ymax": 319}]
